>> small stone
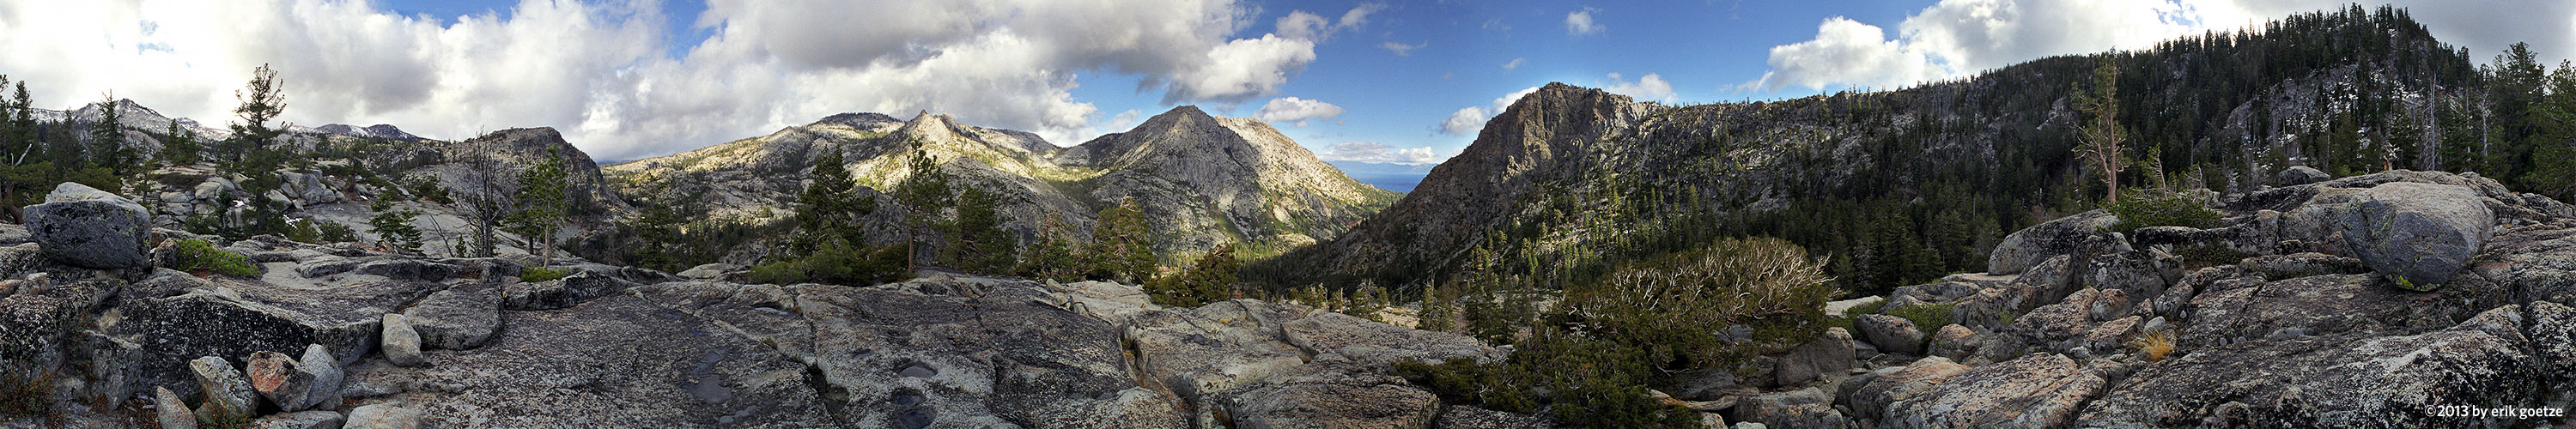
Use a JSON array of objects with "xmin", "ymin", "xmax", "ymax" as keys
[
  {"xmin": 300, "ymin": 344, "xmax": 345, "ymax": 410},
  {"xmin": 155, "ymin": 386, "xmax": 198, "ymax": 429},
  {"xmin": 247, "ymin": 351, "xmax": 314, "ymax": 411},
  {"xmin": 1929, "ymin": 323, "xmax": 1979, "ymax": 360},
  {"xmin": 381, "ymin": 314, "xmax": 425, "ymax": 366},
  {"xmin": 250, "ymin": 410, "xmax": 345, "ymax": 429},
  {"xmin": 344, "ymin": 403, "xmax": 422, "ymax": 429},
  {"xmin": 190, "ymin": 356, "xmax": 258, "ymax": 420},
  {"xmin": 2274, "ymin": 166, "xmax": 2330, "ymax": 186},
  {"xmin": 1854, "ymin": 314, "xmax": 1925, "ymax": 354}
]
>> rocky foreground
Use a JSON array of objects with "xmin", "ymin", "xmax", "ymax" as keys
[
  {"xmin": 0, "ymin": 183, "xmax": 1500, "ymax": 428},
  {"xmin": 6, "ymin": 168, "xmax": 2576, "ymax": 429},
  {"xmin": 1785, "ymin": 169, "xmax": 2575, "ymax": 428}
]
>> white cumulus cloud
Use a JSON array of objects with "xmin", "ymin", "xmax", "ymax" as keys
[
  {"xmin": 1254, "ymin": 97, "xmax": 1346, "ymax": 126},
  {"xmin": 0, "ymin": 0, "xmax": 1354, "ymax": 160},
  {"xmin": 1603, "ymin": 72, "xmax": 1676, "ymax": 102},
  {"xmin": 1437, "ymin": 87, "xmax": 1541, "ymax": 136},
  {"xmin": 1745, "ymin": 0, "xmax": 2576, "ymax": 93},
  {"xmin": 1321, "ymin": 141, "xmax": 1448, "ymax": 165},
  {"xmin": 1565, "ymin": 7, "xmax": 1604, "ymax": 36},
  {"xmin": 1501, "ymin": 57, "xmax": 1526, "ymax": 69},
  {"xmin": 1381, "ymin": 41, "xmax": 1425, "ymax": 56}
]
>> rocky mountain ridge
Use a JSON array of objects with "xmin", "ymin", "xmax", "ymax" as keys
[
  {"xmin": 605, "ymin": 105, "xmax": 1398, "ymax": 263},
  {"xmin": 1283, "ymin": 8, "xmax": 2488, "ymax": 288}
]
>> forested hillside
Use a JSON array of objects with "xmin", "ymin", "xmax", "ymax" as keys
[{"xmin": 1262, "ymin": 5, "xmax": 2576, "ymax": 299}]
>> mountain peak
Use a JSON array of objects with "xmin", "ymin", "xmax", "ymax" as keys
[{"xmin": 810, "ymin": 112, "xmax": 902, "ymax": 129}]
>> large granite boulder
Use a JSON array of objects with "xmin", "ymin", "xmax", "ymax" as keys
[
  {"xmin": 400, "ymin": 282, "xmax": 500, "ymax": 350},
  {"xmin": 22, "ymin": 182, "xmax": 152, "ymax": 269},
  {"xmin": 2273, "ymin": 166, "xmax": 2330, "ymax": 186},
  {"xmin": 1218, "ymin": 359, "xmax": 1443, "ymax": 429},
  {"xmin": 1881, "ymin": 353, "xmax": 2105, "ymax": 429},
  {"xmin": 1986, "ymin": 209, "xmax": 2118, "ymax": 275},
  {"xmin": 2336, "ymin": 182, "xmax": 2494, "ymax": 288},
  {"xmin": 1773, "ymin": 328, "xmax": 1857, "ymax": 386},
  {"xmin": 503, "ymin": 271, "xmax": 637, "ymax": 311},
  {"xmin": 343, "ymin": 293, "xmax": 839, "ymax": 427},
  {"xmin": 1282, "ymin": 311, "xmax": 1503, "ymax": 366},
  {"xmin": 2179, "ymin": 274, "xmax": 2474, "ymax": 349},
  {"xmin": 114, "ymin": 291, "xmax": 385, "ymax": 399},
  {"xmin": 1843, "ymin": 357, "xmax": 1970, "ymax": 420},
  {"xmin": 2077, "ymin": 305, "xmax": 2556, "ymax": 427},
  {"xmin": 1735, "ymin": 386, "xmax": 1843, "ymax": 429},
  {"xmin": 0, "ymin": 281, "xmax": 104, "ymax": 372}
]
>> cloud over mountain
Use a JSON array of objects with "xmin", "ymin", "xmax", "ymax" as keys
[{"xmin": 0, "ymin": 0, "xmax": 1377, "ymax": 160}]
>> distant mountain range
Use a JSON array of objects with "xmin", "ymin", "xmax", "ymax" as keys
[{"xmin": 604, "ymin": 106, "xmax": 1399, "ymax": 263}]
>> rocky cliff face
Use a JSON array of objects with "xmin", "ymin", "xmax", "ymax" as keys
[
  {"xmin": 0, "ymin": 183, "xmax": 1503, "ymax": 428},
  {"xmin": 607, "ymin": 106, "xmax": 1398, "ymax": 263}
]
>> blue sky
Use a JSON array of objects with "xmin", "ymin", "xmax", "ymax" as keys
[{"xmin": 3, "ymin": 0, "xmax": 2568, "ymax": 163}]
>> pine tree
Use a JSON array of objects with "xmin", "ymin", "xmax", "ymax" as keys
[
  {"xmin": 2073, "ymin": 56, "xmax": 2128, "ymax": 203},
  {"xmin": 1088, "ymin": 198, "xmax": 1156, "ymax": 284},
  {"xmin": 1018, "ymin": 212, "xmax": 1084, "ymax": 282},
  {"xmin": 791, "ymin": 147, "xmax": 869, "ymax": 253},
  {"xmin": 1148, "ymin": 244, "xmax": 1236, "ymax": 307},
  {"xmin": 946, "ymin": 187, "xmax": 1017, "ymax": 275},
  {"xmin": 162, "ymin": 121, "xmax": 200, "ymax": 165},
  {"xmin": 507, "ymin": 146, "xmax": 570, "ymax": 259},
  {"xmin": 228, "ymin": 64, "xmax": 285, "ymax": 172},
  {"xmin": 893, "ymin": 139, "xmax": 951, "ymax": 271},
  {"xmin": 629, "ymin": 191, "xmax": 688, "ymax": 272},
  {"xmin": 89, "ymin": 92, "xmax": 134, "ymax": 172},
  {"xmin": 2438, "ymin": 102, "xmax": 2484, "ymax": 172},
  {"xmin": 2520, "ymin": 62, "xmax": 2576, "ymax": 200},
  {"xmin": 368, "ymin": 199, "xmax": 425, "ymax": 254}
]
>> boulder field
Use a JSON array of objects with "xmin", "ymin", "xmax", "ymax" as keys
[{"xmin": 0, "ymin": 184, "xmax": 1505, "ymax": 428}]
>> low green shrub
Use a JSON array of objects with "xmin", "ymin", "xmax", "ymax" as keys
[
  {"xmin": 744, "ymin": 241, "xmax": 910, "ymax": 286},
  {"xmin": 2104, "ymin": 188, "xmax": 2220, "ymax": 234},
  {"xmin": 1886, "ymin": 302, "xmax": 1956, "ymax": 335},
  {"xmin": 174, "ymin": 239, "xmax": 261, "ymax": 277},
  {"xmin": 1847, "ymin": 299, "xmax": 1888, "ymax": 317},
  {"xmin": 519, "ymin": 266, "xmax": 571, "ymax": 282}
]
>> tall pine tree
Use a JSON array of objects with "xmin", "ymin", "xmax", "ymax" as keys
[{"xmin": 894, "ymin": 139, "xmax": 951, "ymax": 271}]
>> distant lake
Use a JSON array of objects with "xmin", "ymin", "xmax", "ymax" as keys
[{"xmin": 1328, "ymin": 161, "xmax": 1436, "ymax": 193}]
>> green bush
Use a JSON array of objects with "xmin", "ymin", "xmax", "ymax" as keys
[
  {"xmin": 745, "ymin": 242, "xmax": 911, "ymax": 286},
  {"xmin": 519, "ymin": 266, "xmax": 571, "ymax": 282},
  {"xmin": 1565, "ymin": 236, "xmax": 1839, "ymax": 370},
  {"xmin": 1146, "ymin": 245, "xmax": 1237, "ymax": 307},
  {"xmin": 174, "ymin": 239, "xmax": 261, "ymax": 277},
  {"xmin": 2104, "ymin": 188, "xmax": 2220, "ymax": 234},
  {"xmin": 1394, "ymin": 332, "xmax": 1700, "ymax": 428},
  {"xmin": 1886, "ymin": 302, "xmax": 1956, "ymax": 335},
  {"xmin": 1847, "ymin": 299, "xmax": 1888, "ymax": 317}
]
